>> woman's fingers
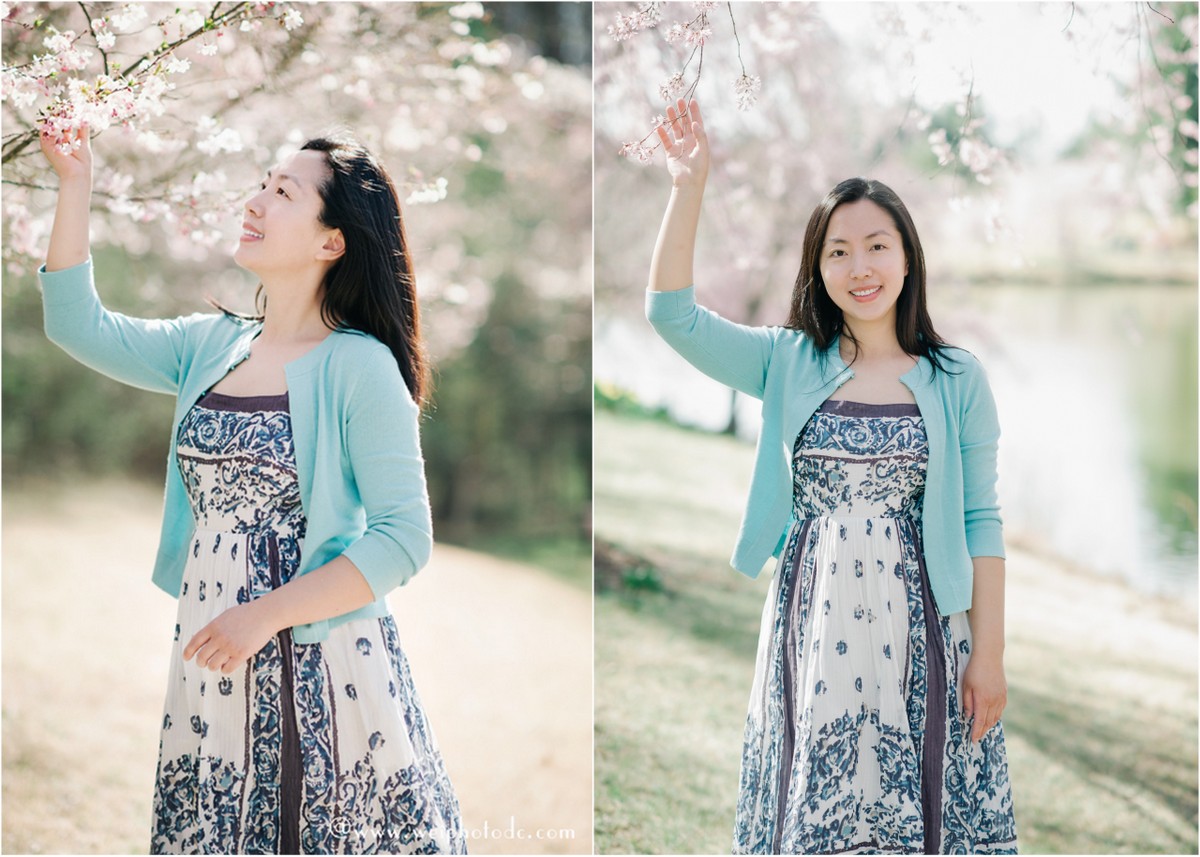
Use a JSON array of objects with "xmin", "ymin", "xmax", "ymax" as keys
[
  {"xmin": 984, "ymin": 697, "xmax": 1005, "ymax": 738},
  {"xmin": 192, "ymin": 639, "xmax": 236, "ymax": 672},
  {"xmin": 964, "ymin": 685, "xmax": 983, "ymax": 742},
  {"xmin": 184, "ymin": 627, "xmax": 229, "ymax": 671},
  {"xmin": 654, "ymin": 124, "xmax": 672, "ymax": 151},
  {"xmin": 673, "ymin": 98, "xmax": 693, "ymax": 147},
  {"xmin": 665, "ymin": 103, "xmax": 684, "ymax": 142},
  {"xmin": 687, "ymin": 99, "xmax": 706, "ymax": 152},
  {"xmin": 182, "ymin": 629, "xmax": 207, "ymax": 662},
  {"xmin": 974, "ymin": 708, "xmax": 996, "ymax": 742},
  {"xmin": 965, "ymin": 689, "xmax": 1005, "ymax": 742},
  {"xmin": 661, "ymin": 97, "xmax": 706, "ymax": 158}
]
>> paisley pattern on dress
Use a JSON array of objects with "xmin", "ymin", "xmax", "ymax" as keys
[
  {"xmin": 151, "ymin": 390, "xmax": 466, "ymax": 854},
  {"xmin": 732, "ymin": 399, "xmax": 1017, "ymax": 854}
]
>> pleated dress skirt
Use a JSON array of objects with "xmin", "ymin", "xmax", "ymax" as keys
[
  {"xmin": 732, "ymin": 400, "xmax": 1018, "ymax": 855},
  {"xmin": 151, "ymin": 391, "xmax": 466, "ymax": 854}
]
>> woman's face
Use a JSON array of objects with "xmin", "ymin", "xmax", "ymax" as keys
[
  {"xmin": 818, "ymin": 198, "xmax": 908, "ymax": 332},
  {"xmin": 233, "ymin": 149, "xmax": 339, "ymax": 277}
]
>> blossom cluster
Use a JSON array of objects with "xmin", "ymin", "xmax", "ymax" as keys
[
  {"xmin": 924, "ymin": 112, "xmax": 1004, "ymax": 186},
  {"xmin": 733, "ymin": 72, "xmax": 760, "ymax": 111},
  {"xmin": 657, "ymin": 71, "xmax": 685, "ymax": 102},
  {"xmin": 2, "ymin": 3, "xmax": 305, "ymax": 158},
  {"xmin": 607, "ymin": 2, "xmax": 663, "ymax": 42},
  {"xmin": 613, "ymin": 1, "xmax": 760, "ymax": 164},
  {"xmin": 617, "ymin": 141, "xmax": 656, "ymax": 164}
]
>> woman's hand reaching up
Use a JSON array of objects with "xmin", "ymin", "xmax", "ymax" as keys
[
  {"xmin": 40, "ymin": 122, "xmax": 93, "ymax": 271},
  {"xmin": 656, "ymin": 97, "xmax": 709, "ymax": 190},
  {"xmin": 40, "ymin": 122, "xmax": 93, "ymax": 185}
]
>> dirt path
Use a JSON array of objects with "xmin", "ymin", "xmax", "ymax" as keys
[{"xmin": 1, "ymin": 479, "xmax": 591, "ymax": 854}]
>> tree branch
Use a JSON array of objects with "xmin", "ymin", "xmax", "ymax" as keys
[
  {"xmin": 1145, "ymin": 3, "xmax": 1175, "ymax": 25},
  {"xmin": 76, "ymin": 1, "xmax": 110, "ymax": 77},
  {"xmin": 727, "ymin": 2, "xmax": 746, "ymax": 75},
  {"xmin": 1, "ymin": 1, "xmax": 268, "ymax": 165},
  {"xmin": 120, "ymin": 1, "xmax": 252, "ymax": 79},
  {"xmin": 1135, "ymin": 2, "xmax": 1182, "ymax": 178},
  {"xmin": 1, "ymin": 177, "xmax": 197, "ymax": 205}
]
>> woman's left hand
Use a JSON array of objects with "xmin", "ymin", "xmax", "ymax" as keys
[
  {"xmin": 961, "ymin": 652, "xmax": 1007, "ymax": 743},
  {"xmin": 183, "ymin": 601, "xmax": 280, "ymax": 674}
]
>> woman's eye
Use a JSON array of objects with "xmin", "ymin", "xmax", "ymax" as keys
[
  {"xmin": 276, "ymin": 187, "xmax": 289, "ymax": 198},
  {"xmin": 830, "ymin": 249, "xmax": 845, "ymax": 257},
  {"xmin": 871, "ymin": 244, "xmax": 886, "ymax": 251}
]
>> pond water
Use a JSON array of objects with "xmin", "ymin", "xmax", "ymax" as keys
[{"xmin": 596, "ymin": 280, "xmax": 1198, "ymax": 603}]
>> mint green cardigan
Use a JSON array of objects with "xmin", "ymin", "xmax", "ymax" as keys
[
  {"xmin": 646, "ymin": 286, "xmax": 1004, "ymax": 616},
  {"xmin": 39, "ymin": 258, "xmax": 432, "ymax": 644}
]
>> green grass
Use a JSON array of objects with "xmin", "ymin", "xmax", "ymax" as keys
[{"xmin": 594, "ymin": 409, "xmax": 1199, "ymax": 855}]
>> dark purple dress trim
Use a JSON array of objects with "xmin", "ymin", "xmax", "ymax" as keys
[
  {"xmin": 197, "ymin": 391, "xmax": 290, "ymax": 413},
  {"xmin": 818, "ymin": 399, "xmax": 921, "ymax": 418},
  {"xmin": 911, "ymin": 521, "xmax": 947, "ymax": 855},
  {"xmin": 267, "ymin": 536, "xmax": 303, "ymax": 855},
  {"xmin": 773, "ymin": 519, "xmax": 813, "ymax": 854}
]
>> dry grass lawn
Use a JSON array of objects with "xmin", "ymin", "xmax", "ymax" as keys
[{"xmin": 2, "ymin": 478, "xmax": 592, "ymax": 855}]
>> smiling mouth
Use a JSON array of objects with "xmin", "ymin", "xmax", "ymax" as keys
[
  {"xmin": 241, "ymin": 227, "xmax": 264, "ymax": 241},
  {"xmin": 851, "ymin": 286, "xmax": 881, "ymax": 298}
]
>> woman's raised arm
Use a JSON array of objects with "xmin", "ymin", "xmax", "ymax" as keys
[
  {"xmin": 38, "ymin": 123, "xmax": 210, "ymax": 396},
  {"xmin": 649, "ymin": 98, "xmax": 709, "ymax": 294},
  {"xmin": 644, "ymin": 98, "xmax": 775, "ymax": 399},
  {"xmin": 41, "ymin": 124, "xmax": 93, "ymax": 272}
]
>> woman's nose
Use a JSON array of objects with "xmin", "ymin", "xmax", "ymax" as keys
[{"xmin": 850, "ymin": 255, "xmax": 871, "ymax": 279}]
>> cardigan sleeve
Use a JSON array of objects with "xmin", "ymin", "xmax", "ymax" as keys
[
  {"xmin": 958, "ymin": 357, "xmax": 1006, "ymax": 559},
  {"xmin": 646, "ymin": 285, "xmax": 775, "ymax": 399},
  {"xmin": 39, "ymin": 257, "xmax": 193, "ymax": 395},
  {"xmin": 340, "ymin": 347, "xmax": 433, "ymax": 598}
]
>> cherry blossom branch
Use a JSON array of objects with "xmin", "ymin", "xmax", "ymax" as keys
[
  {"xmin": 1, "ymin": 1, "xmax": 295, "ymax": 165},
  {"xmin": 76, "ymin": 2, "xmax": 110, "ymax": 77},
  {"xmin": 614, "ymin": 1, "xmax": 758, "ymax": 164},
  {"xmin": 119, "ymin": 2, "xmax": 251, "ymax": 80},
  {"xmin": 2, "ymin": 176, "xmax": 213, "ymax": 205},
  {"xmin": 727, "ymin": 3, "xmax": 745, "ymax": 75},
  {"xmin": 728, "ymin": 2, "xmax": 760, "ymax": 112}
]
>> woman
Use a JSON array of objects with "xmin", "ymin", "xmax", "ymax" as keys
[
  {"xmin": 39, "ymin": 124, "xmax": 466, "ymax": 854},
  {"xmin": 646, "ymin": 99, "xmax": 1017, "ymax": 854}
]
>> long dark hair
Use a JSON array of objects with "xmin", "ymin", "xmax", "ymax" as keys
[
  {"xmin": 220, "ymin": 133, "xmax": 430, "ymax": 407},
  {"xmin": 303, "ymin": 134, "xmax": 429, "ymax": 406},
  {"xmin": 785, "ymin": 177, "xmax": 955, "ymax": 374}
]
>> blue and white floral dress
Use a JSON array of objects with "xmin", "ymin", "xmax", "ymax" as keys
[
  {"xmin": 733, "ymin": 399, "xmax": 1017, "ymax": 854},
  {"xmin": 151, "ymin": 390, "xmax": 466, "ymax": 854}
]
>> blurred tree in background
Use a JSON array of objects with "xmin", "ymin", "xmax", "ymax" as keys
[
  {"xmin": 1066, "ymin": 3, "xmax": 1198, "ymax": 222},
  {"xmin": 2, "ymin": 1, "xmax": 591, "ymax": 562}
]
